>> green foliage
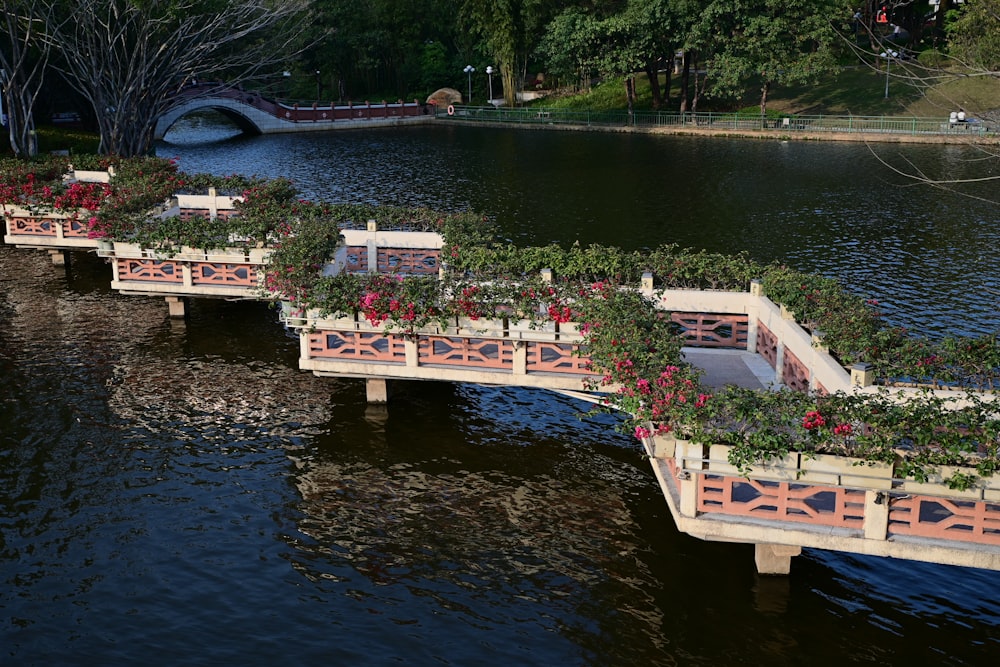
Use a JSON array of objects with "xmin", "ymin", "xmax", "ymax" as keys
[
  {"xmin": 947, "ymin": 0, "xmax": 1000, "ymax": 71},
  {"xmin": 690, "ymin": 386, "xmax": 1000, "ymax": 483},
  {"xmin": 460, "ymin": 0, "xmax": 553, "ymax": 105},
  {"xmin": 264, "ymin": 203, "xmax": 348, "ymax": 305},
  {"xmin": 420, "ymin": 40, "xmax": 451, "ymax": 93},
  {"xmin": 693, "ymin": 0, "xmax": 846, "ymax": 112},
  {"xmin": 34, "ymin": 127, "xmax": 101, "ymax": 155},
  {"xmin": 575, "ymin": 281, "xmax": 706, "ymax": 437},
  {"xmin": 917, "ymin": 49, "xmax": 948, "ymax": 68}
]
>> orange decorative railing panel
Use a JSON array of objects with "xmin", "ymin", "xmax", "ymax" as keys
[
  {"xmin": 191, "ymin": 263, "xmax": 257, "ymax": 287},
  {"xmin": 308, "ymin": 331, "xmax": 407, "ymax": 362},
  {"xmin": 419, "ymin": 336, "xmax": 514, "ymax": 369},
  {"xmin": 526, "ymin": 342, "xmax": 592, "ymax": 374},
  {"xmin": 344, "ymin": 246, "xmax": 369, "ymax": 272},
  {"xmin": 758, "ymin": 321, "xmax": 777, "ymax": 369},
  {"xmin": 8, "ymin": 216, "xmax": 56, "ymax": 236},
  {"xmin": 783, "ymin": 347, "xmax": 810, "ymax": 392},
  {"xmin": 376, "ymin": 248, "xmax": 440, "ymax": 275},
  {"xmin": 888, "ymin": 496, "xmax": 1000, "ymax": 546},
  {"xmin": 697, "ymin": 474, "xmax": 867, "ymax": 530},
  {"xmin": 116, "ymin": 259, "xmax": 184, "ymax": 283},
  {"xmin": 671, "ymin": 312, "xmax": 749, "ymax": 349}
]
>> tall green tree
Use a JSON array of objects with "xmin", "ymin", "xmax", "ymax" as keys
[
  {"xmin": 539, "ymin": 0, "xmax": 680, "ymax": 111},
  {"xmin": 460, "ymin": 0, "xmax": 554, "ymax": 106},
  {"xmin": 537, "ymin": 8, "xmax": 599, "ymax": 92},
  {"xmin": 307, "ymin": 0, "xmax": 459, "ymax": 102},
  {"xmin": 692, "ymin": 0, "xmax": 846, "ymax": 114},
  {"xmin": 948, "ymin": 0, "xmax": 1000, "ymax": 73}
]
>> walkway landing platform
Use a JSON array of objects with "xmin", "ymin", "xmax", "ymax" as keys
[{"xmin": 682, "ymin": 348, "xmax": 777, "ymax": 391}]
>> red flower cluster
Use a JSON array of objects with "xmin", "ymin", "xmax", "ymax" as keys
[
  {"xmin": 547, "ymin": 304, "xmax": 573, "ymax": 323},
  {"xmin": 456, "ymin": 285, "xmax": 482, "ymax": 319},
  {"xmin": 802, "ymin": 410, "xmax": 826, "ymax": 430},
  {"xmin": 54, "ymin": 182, "xmax": 112, "ymax": 213}
]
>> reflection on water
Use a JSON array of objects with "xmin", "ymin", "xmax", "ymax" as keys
[{"xmin": 1, "ymin": 120, "xmax": 998, "ymax": 665}]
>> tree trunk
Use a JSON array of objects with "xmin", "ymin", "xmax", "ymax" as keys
[
  {"xmin": 760, "ymin": 80, "xmax": 770, "ymax": 116},
  {"xmin": 1, "ymin": 0, "xmax": 49, "ymax": 157},
  {"xmin": 625, "ymin": 75, "xmax": 634, "ymax": 121},
  {"xmin": 3, "ymin": 74, "xmax": 40, "ymax": 157},
  {"xmin": 691, "ymin": 54, "xmax": 704, "ymax": 114},
  {"xmin": 933, "ymin": 0, "xmax": 951, "ymax": 48},
  {"xmin": 501, "ymin": 62, "xmax": 517, "ymax": 108},
  {"xmin": 645, "ymin": 63, "xmax": 661, "ymax": 111},
  {"xmin": 679, "ymin": 50, "xmax": 691, "ymax": 113}
]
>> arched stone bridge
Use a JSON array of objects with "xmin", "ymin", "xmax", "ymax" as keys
[{"xmin": 153, "ymin": 83, "xmax": 431, "ymax": 140}]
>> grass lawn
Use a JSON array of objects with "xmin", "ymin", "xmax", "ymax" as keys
[{"xmin": 534, "ymin": 64, "xmax": 998, "ymax": 120}]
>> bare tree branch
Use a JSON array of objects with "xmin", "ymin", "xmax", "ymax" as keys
[
  {"xmin": 33, "ymin": 0, "xmax": 316, "ymax": 156},
  {"xmin": 0, "ymin": 0, "xmax": 55, "ymax": 156}
]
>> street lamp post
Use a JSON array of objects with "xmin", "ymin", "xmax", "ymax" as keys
[
  {"xmin": 463, "ymin": 65, "xmax": 475, "ymax": 104},
  {"xmin": 315, "ymin": 70, "xmax": 321, "ymax": 101},
  {"xmin": 485, "ymin": 66, "xmax": 494, "ymax": 105},
  {"xmin": 879, "ymin": 50, "xmax": 896, "ymax": 99}
]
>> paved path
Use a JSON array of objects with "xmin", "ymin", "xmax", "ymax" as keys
[{"xmin": 682, "ymin": 348, "xmax": 778, "ymax": 391}]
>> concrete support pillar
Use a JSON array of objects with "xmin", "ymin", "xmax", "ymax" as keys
[
  {"xmin": 404, "ymin": 339, "xmax": 419, "ymax": 367},
  {"xmin": 166, "ymin": 296, "xmax": 186, "ymax": 318},
  {"xmin": 746, "ymin": 281, "xmax": 762, "ymax": 354},
  {"xmin": 48, "ymin": 249, "xmax": 66, "ymax": 266},
  {"xmin": 754, "ymin": 543, "xmax": 801, "ymax": 575},
  {"xmin": 641, "ymin": 271, "xmax": 654, "ymax": 296},
  {"xmin": 679, "ymin": 475, "xmax": 698, "ymax": 517},
  {"xmin": 512, "ymin": 341, "xmax": 527, "ymax": 375},
  {"xmin": 863, "ymin": 490, "xmax": 890, "ymax": 540},
  {"xmin": 366, "ymin": 378, "xmax": 391, "ymax": 404},
  {"xmin": 810, "ymin": 331, "xmax": 827, "ymax": 392},
  {"xmin": 746, "ymin": 317, "xmax": 759, "ymax": 354},
  {"xmin": 852, "ymin": 362, "xmax": 875, "ymax": 388},
  {"xmin": 366, "ymin": 219, "xmax": 378, "ymax": 274}
]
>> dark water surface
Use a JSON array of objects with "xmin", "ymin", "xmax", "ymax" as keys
[{"xmin": 1, "ymin": 117, "xmax": 998, "ymax": 665}]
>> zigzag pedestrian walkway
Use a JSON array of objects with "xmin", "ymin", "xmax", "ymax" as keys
[{"xmin": 5, "ymin": 174, "xmax": 999, "ymax": 577}]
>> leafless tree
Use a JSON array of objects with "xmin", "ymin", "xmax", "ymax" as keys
[
  {"xmin": 0, "ymin": 1, "xmax": 54, "ymax": 157},
  {"xmin": 32, "ymin": 0, "xmax": 315, "ymax": 156}
]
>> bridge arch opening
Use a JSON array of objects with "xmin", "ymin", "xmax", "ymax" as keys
[{"xmin": 158, "ymin": 106, "xmax": 262, "ymax": 144}]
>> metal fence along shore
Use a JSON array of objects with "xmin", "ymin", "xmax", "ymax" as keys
[{"xmin": 436, "ymin": 105, "xmax": 997, "ymax": 139}]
